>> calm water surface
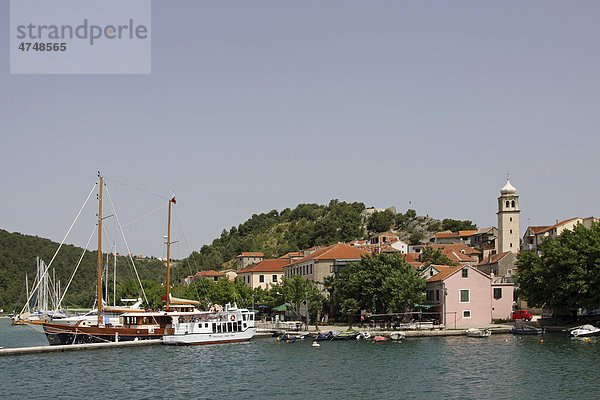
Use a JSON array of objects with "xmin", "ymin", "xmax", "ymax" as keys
[{"xmin": 1, "ymin": 318, "xmax": 599, "ymax": 399}]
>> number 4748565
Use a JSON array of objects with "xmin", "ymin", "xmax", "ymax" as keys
[{"xmin": 18, "ymin": 42, "xmax": 67, "ymax": 51}]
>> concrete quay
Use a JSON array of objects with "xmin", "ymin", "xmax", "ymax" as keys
[{"xmin": 0, "ymin": 339, "xmax": 162, "ymax": 357}]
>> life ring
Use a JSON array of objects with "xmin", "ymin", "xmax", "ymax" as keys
[{"xmin": 230, "ymin": 315, "xmax": 236, "ymax": 321}]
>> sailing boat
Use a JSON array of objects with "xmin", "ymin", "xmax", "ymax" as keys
[{"xmin": 41, "ymin": 175, "xmax": 190, "ymax": 345}]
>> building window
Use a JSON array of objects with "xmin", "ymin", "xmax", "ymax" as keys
[
  {"xmin": 273, "ymin": 275, "xmax": 277, "ymax": 282},
  {"xmin": 510, "ymin": 242, "xmax": 513, "ymax": 248},
  {"xmin": 259, "ymin": 275, "xmax": 264, "ymax": 283},
  {"xmin": 462, "ymin": 268, "xmax": 468, "ymax": 278},
  {"xmin": 510, "ymin": 229, "xmax": 513, "ymax": 234},
  {"xmin": 506, "ymin": 201, "xmax": 510, "ymax": 208},
  {"xmin": 511, "ymin": 200, "xmax": 515, "ymax": 208},
  {"xmin": 460, "ymin": 289, "xmax": 470, "ymax": 303},
  {"xmin": 494, "ymin": 288, "xmax": 502, "ymax": 299},
  {"xmin": 310, "ymin": 264, "xmax": 313, "ymax": 274},
  {"xmin": 436, "ymin": 290, "xmax": 440, "ymax": 301},
  {"xmin": 510, "ymin": 217, "xmax": 512, "ymax": 222},
  {"xmin": 463, "ymin": 310, "xmax": 471, "ymax": 318}
]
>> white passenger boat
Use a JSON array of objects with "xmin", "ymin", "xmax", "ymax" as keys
[{"xmin": 163, "ymin": 303, "xmax": 256, "ymax": 345}]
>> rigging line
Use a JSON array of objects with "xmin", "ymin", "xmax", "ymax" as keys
[
  {"xmin": 104, "ymin": 184, "xmax": 151, "ymax": 307},
  {"xmin": 123, "ymin": 203, "xmax": 167, "ymax": 228},
  {"xmin": 56, "ymin": 224, "xmax": 96, "ymax": 310},
  {"xmin": 103, "ymin": 176, "xmax": 169, "ymax": 201},
  {"xmin": 20, "ymin": 182, "xmax": 98, "ymax": 316},
  {"xmin": 172, "ymin": 210, "xmax": 211, "ymax": 304}
]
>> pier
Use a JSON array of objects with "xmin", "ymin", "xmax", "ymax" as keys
[{"xmin": 0, "ymin": 339, "xmax": 162, "ymax": 356}]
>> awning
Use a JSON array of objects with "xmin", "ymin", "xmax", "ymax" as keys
[
  {"xmin": 414, "ymin": 304, "xmax": 438, "ymax": 308},
  {"xmin": 272, "ymin": 304, "xmax": 288, "ymax": 311}
]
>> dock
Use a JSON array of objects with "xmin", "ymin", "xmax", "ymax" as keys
[{"xmin": 0, "ymin": 339, "xmax": 162, "ymax": 356}]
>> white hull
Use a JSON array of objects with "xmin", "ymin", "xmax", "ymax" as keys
[{"xmin": 163, "ymin": 328, "xmax": 257, "ymax": 345}]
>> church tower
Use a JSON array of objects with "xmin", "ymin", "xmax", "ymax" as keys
[{"xmin": 497, "ymin": 178, "xmax": 520, "ymax": 254}]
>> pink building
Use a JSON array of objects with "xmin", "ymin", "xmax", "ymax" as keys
[{"xmin": 426, "ymin": 265, "xmax": 514, "ymax": 328}]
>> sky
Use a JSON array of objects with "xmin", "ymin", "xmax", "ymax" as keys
[{"xmin": 1, "ymin": 1, "xmax": 599, "ymax": 258}]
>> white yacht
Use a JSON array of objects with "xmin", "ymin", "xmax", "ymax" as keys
[{"xmin": 163, "ymin": 303, "xmax": 256, "ymax": 346}]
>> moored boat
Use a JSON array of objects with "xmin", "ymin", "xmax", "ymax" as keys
[
  {"xmin": 332, "ymin": 331, "xmax": 360, "ymax": 340},
  {"xmin": 570, "ymin": 324, "xmax": 600, "ymax": 338},
  {"xmin": 163, "ymin": 303, "xmax": 256, "ymax": 345},
  {"xmin": 509, "ymin": 324, "xmax": 543, "ymax": 335},
  {"xmin": 466, "ymin": 328, "xmax": 491, "ymax": 338}
]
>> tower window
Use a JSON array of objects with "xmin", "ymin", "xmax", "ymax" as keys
[
  {"xmin": 510, "ymin": 230, "xmax": 513, "ymax": 234},
  {"xmin": 510, "ymin": 217, "xmax": 512, "ymax": 222},
  {"xmin": 510, "ymin": 243, "xmax": 513, "ymax": 248},
  {"xmin": 511, "ymin": 200, "xmax": 515, "ymax": 207},
  {"xmin": 506, "ymin": 201, "xmax": 510, "ymax": 208}
]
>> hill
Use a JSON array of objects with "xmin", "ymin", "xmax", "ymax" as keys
[
  {"xmin": 0, "ymin": 229, "xmax": 167, "ymax": 311},
  {"xmin": 183, "ymin": 200, "xmax": 477, "ymax": 271}
]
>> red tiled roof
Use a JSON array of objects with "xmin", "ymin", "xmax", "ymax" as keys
[
  {"xmin": 477, "ymin": 251, "xmax": 511, "ymax": 266},
  {"xmin": 407, "ymin": 261, "xmax": 425, "ymax": 270},
  {"xmin": 238, "ymin": 258, "xmax": 290, "ymax": 274},
  {"xmin": 528, "ymin": 226, "xmax": 550, "ymax": 234},
  {"xmin": 426, "ymin": 266, "xmax": 463, "ymax": 282},
  {"xmin": 278, "ymin": 252, "xmax": 304, "ymax": 259},
  {"xmin": 536, "ymin": 218, "xmax": 580, "ymax": 235},
  {"xmin": 236, "ymin": 252, "xmax": 265, "ymax": 258},
  {"xmin": 288, "ymin": 244, "xmax": 368, "ymax": 267},
  {"xmin": 195, "ymin": 270, "xmax": 225, "ymax": 277},
  {"xmin": 458, "ymin": 230, "xmax": 478, "ymax": 237},
  {"xmin": 435, "ymin": 232, "xmax": 460, "ymax": 238},
  {"xmin": 404, "ymin": 253, "xmax": 420, "ymax": 263}
]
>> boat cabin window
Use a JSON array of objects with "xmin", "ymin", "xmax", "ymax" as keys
[
  {"xmin": 242, "ymin": 314, "xmax": 247, "ymax": 321},
  {"xmin": 227, "ymin": 322, "xmax": 232, "ymax": 332},
  {"xmin": 205, "ymin": 323, "xmax": 209, "ymax": 328},
  {"xmin": 249, "ymin": 313, "xmax": 254, "ymax": 321},
  {"xmin": 217, "ymin": 324, "xmax": 222, "ymax": 333},
  {"xmin": 212, "ymin": 323, "xmax": 216, "ymax": 333}
]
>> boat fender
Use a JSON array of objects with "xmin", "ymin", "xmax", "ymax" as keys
[{"xmin": 230, "ymin": 315, "xmax": 236, "ymax": 321}]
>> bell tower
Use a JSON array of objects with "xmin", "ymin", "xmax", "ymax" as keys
[{"xmin": 497, "ymin": 178, "xmax": 520, "ymax": 254}]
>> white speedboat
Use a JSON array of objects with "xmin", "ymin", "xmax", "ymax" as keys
[
  {"xmin": 570, "ymin": 325, "xmax": 600, "ymax": 337},
  {"xmin": 163, "ymin": 303, "xmax": 256, "ymax": 345},
  {"xmin": 466, "ymin": 328, "xmax": 491, "ymax": 337}
]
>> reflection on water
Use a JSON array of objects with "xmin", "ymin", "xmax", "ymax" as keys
[{"xmin": 2, "ymin": 318, "xmax": 600, "ymax": 399}]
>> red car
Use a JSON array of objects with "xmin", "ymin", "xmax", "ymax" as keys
[{"xmin": 512, "ymin": 310, "xmax": 533, "ymax": 321}]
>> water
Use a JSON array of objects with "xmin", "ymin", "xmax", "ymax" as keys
[{"xmin": 2, "ymin": 318, "xmax": 600, "ymax": 399}]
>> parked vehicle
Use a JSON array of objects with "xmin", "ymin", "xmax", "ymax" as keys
[{"xmin": 512, "ymin": 310, "xmax": 533, "ymax": 321}]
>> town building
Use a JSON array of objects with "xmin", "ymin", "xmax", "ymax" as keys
[
  {"xmin": 184, "ymin": 270, "xmax": 226, "ymax": 284},
  {"xmin": 475, "ymin": 251, "xmax": 516, "ymax": 279},
  {"xmin": 283, "ymin": 243, "xmax": 369, "ymax": 291},
  {"xmin": 497, "ymin": 178, "xmax": 520, "ymax": 254},
  {"xmin": 235, "ymin": 252, "xmax": 265, "ymax": 271},
  {"xmin": 469, "ymin": 227, "xmax": 498, "ymax": 251},
  {"xmin": 426, "ymin": 265, "xmax": 514, "ymax": 328},
  {"xmin": 522, "ymin": 216, "xmax": 599, "ymax": 253},
  {"xmin": 238, "ymin": 258, "xmax": 290, "ymax": 290}
]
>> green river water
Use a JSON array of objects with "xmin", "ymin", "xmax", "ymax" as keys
[{"xmin": 1, "ymin": 318, "xmax": 599, "ymax": 399}]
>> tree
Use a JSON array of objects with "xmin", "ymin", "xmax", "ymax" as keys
[
  {"xmin": 516, "ymin": 223, "xmax": 600, "ymax": 315},
  {"xmin": 441, "ymin": 219, "xmax": 477, "ymax": 232},
  {"xmin": 367, "ymin": 210, "xmax": 395, "ymax": 233},
  {"xmin": 271, "ymin": 275, "xmax": 323, "ymax": 320},
  {"xmin": 420, "ymin": 246, "xmax": 457, "ymax": 266},
  {"xmin": 337, "ymin": 253, "xmax": 425, "ymax": 315}
]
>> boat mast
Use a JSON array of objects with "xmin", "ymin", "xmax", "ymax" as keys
[
  {"xmin": 113, "ymin": 242, "xmax": 117, "ymax": 307},
  {"xmin": 97, "ymin": 173, "xmax": 103, "ymax": 325},
  {"xmin": 165, "ymin": 196, "xmax": 176, "ymax": 310}
]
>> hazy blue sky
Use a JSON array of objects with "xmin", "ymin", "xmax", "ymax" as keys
[{"xmin": 2, "ymin": 1, "xmax": 599, "ymax": 258}]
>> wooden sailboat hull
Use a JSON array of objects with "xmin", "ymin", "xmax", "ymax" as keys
[{"xmin": 42, "ymin": 322, "xmax": 173, "ymax": 345}]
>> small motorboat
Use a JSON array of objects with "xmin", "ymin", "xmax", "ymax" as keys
[
  {"xmin": 372, "ymin": 335, "xmax": 388, "ymax": 342},
  {"xmin": 509, "ymin": 324, "xmax": 543, "ymax": 335},
  {"xmin": 314, "ymin": 331, "xmax": 334, "ymax": 341},
  {"xmin": 570, "ymin": 325, "xmax": 600, "ymax": 338},
  {"xmin": 332, "ymin": 331, "xmax": 360, "ymax": 340},
  {"xmin": 390, "ymin": 332, "xmax": 406, "ymax": 341},
  {"xmin": 466, "ymin": 328, "xmax": 491, "ymax": 338},
  {"xmin": 277, "ymin": 333, "xmax": 306, "ymax": 343},
  {"xmin": 312, "ymin": 341, "xmax": 320, "ymax": 347}
]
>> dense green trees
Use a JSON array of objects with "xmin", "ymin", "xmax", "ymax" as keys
[
  {"xmin": 516, "ymin": 223, "xmax": 600, "ymax": 314},
  {"xmin": 337, "ymin": 253, "xmax": 425, "ymax": 315},
  {"xmin": 367, "ymin": 210, "xmax": 395, "ymax": 233},
  {"xmin": 441, "ymin": 219, "xmax": 478, "ymax": 232}
]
